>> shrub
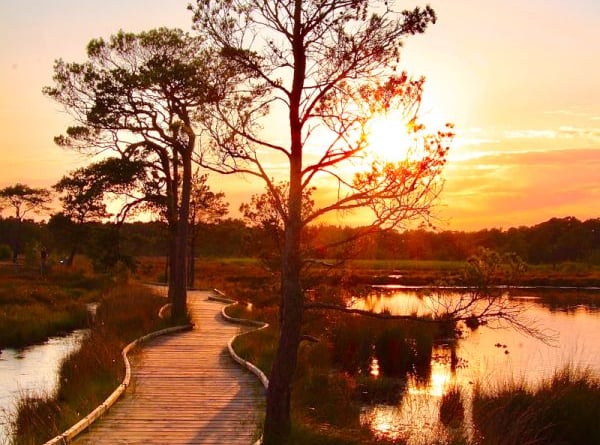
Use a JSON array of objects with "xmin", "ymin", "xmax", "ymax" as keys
[{"xmin": 0, "ymin": 244, "xmax": 11, "ymax": 260}]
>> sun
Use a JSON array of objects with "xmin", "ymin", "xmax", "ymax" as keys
[{"xmin": 365, "ymin": 111, "xmax": 417, "ymax": 163}]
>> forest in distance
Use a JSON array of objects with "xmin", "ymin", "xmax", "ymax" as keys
[{"xmin": 1, "ymin": 215, "xmax": 599, "ymax": 268}]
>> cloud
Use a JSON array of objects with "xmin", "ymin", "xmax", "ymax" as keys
[
  {"xmin": 455, "ymin": 137, "xmax": 501, "ymax": 147},
  {"xmin": 503, "ymin": 127, "xmax": 600, "ymax": 141},
  {"xmin": 441, "ymin": 148, "xmax": 600, "ymax": 230},
  {"xmin": 558, "ymin": 126, "xmax": 600, "ymax": 139},
  {"xmin": 543, "ymin": 109, "xmax": 593, "ymax": 118},
  {"xmin": 504, "ymin": 129, "xmax": 557, "ymax": 139}
]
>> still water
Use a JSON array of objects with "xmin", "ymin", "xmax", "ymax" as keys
[
  {"xmin": 0, "ymin": 330, "xmax": 87, "ymax": 445},
  {"xmin": 356, "ymin": 286, "xmax": 600, "ymax": 444}
]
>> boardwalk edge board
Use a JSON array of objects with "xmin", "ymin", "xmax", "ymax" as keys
[
  {"xmin": 209, "ymin": 289, "xmax": 270, "ymax": 445},
  {"xmin": 43, "ymin": 303, "xmax": 193, "ymax": 445}
]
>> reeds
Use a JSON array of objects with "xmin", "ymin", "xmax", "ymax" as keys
[
  {"xmin": 10, "ymin": 284, "xmax": 167, "ymax": 444},
  {"xmin": 472, "ymin": 366, "xmax": 600, "ymax": 445},
  {"xmin": 439, "ymin": 386, "xmax": 465, "ymax": 427}
]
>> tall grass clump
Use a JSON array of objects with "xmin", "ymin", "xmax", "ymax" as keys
[
  {"xmin": 472, "ymin": 366, "xmax": 600, "ymax": 445},
  {"xmin": 439, "ymin": 386, "xmax": 465, "ymax": 428},
  {"xmin": 11, "ymin": 284, "xmax": 168, "ymax": 444}
]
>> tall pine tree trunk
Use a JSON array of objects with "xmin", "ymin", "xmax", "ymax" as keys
[
  {"xmin": 263, "ymin": 175, "xmax": 303, "ymax": 444},
  {"xmin": 171, "ymin": 145, "xmax": 193, "ymax": 323},
  {"xmin": 263, "ymin": 20, "xmax": 305, "ymax": 436}
]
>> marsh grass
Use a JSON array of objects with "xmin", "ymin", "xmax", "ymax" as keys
[
  {"xmin": 0, "ymin": 261, "xmax": 108, "ymax": 349},
  {"xmin": 439, "ymin": 386, "xmax": 465, "ymax": 428},
  {"xmin": 231, "ymin": 324, "xmax": 278, "ymax": 378},
  {"xmin": 472, "ymin": 367, "xmax": 600, "ymax": 445},
  {"xmin": 11, "ymin": 284, "xmax": 168, "ymax": 445}
]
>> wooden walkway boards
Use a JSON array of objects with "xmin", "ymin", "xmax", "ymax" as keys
[{"xmin": 73, "ymin": 290, "xmax": 264, "ymax": 445}]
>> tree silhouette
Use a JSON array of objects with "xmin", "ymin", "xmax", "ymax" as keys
[
  {"xmin": 52, "ymin": 158, "xmax": 145, "ymax": 266},
  {"xmin": 187, "ymin": 170, "xmax": 229, "ymax": 288},
  {"xmin": 0, "ymin": 183, "xmax": 51, "ymax": 262},
  {"xmin": 191, "ymin": 1, "xmax": 449, "ymax": 441},
  {"xmin": 44, "ymin": 28, "xmax": 229, "ymax": 321}
]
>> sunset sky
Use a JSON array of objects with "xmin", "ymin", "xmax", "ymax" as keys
[{"xmin": 0, "ymin": 0, "xmax": 598, "ymax": 231}]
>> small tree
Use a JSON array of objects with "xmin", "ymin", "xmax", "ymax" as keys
[
  {"xmin": 44, "ymin": 28, "xmax": 230, "ymax": 321},
  {"xmin": 53, "ymin": 165, "xmax": 108, "ymax": 265},
  {"xmin": 187, "ymin": 170, "xmax": 229, "ymax": 287},
  {"xmin": 0, "ymin": 183, "xmax": 51, "ymax": 262}
]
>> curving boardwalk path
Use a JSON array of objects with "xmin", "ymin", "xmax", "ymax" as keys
[{"xmin": 73, "ymin": 290, "xmax": 264, "ymax": 445}]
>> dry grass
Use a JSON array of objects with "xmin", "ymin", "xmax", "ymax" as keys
[
  {"xmin": 10, "ymin": 283, "xmax": 168, "ymax": 445},
  {"xmin": 472, "ymin": 367, "xmax": 600, "ymax": 445}
]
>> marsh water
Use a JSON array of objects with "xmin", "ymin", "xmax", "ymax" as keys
[
  {"xmin": 356, "ymin": 286, "xmax": 600, "ymax": 444},
  {"xmin": 0, "ymin": 330, "xmax": 87, "ymax": 445}
]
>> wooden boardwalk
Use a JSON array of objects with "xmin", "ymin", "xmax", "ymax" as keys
[{"xmin": 73, "ymin": 290, "xmax": 264, "ymax": 445}]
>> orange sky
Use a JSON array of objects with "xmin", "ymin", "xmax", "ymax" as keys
[{"xmin": 0, "ymin": 0, "xmax": 599, "ymax": 231}]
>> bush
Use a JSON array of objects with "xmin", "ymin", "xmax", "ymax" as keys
[{"xmin": 0, "ymin": 244, "xmax": 11, "ymax": 260}]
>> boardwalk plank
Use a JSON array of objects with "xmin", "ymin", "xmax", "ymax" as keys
[{"xmin": 73, "ymin": 291, "xmax": 264, "ymax": 445}]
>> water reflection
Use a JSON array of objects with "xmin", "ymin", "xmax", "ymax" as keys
[
  {"xmin": 362, "ymin": 344, "xmax": 469, "ymax": 444},
  {"xmin": 357, "ymin": 287, "xmax": 600, "ymax": 444},
  {"xmin": 0, "ymin": 330, "xmax": 87, "ymax": 444}
]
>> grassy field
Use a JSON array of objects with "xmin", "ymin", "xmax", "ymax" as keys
[
  {"xmin": 472, "ymin": 367, "xmax": 600, "ymax": 445},
  {"xmin": 135, "ymin": 256, "xmax": 600, "ymax": 289},
  {"xmin": 7, "ymin": 255, "xmax": 599, "ymax": 444}
]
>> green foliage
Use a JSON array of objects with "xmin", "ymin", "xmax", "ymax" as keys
[
  {"xmin": 0, "ymin": 183, "xmax": 51, "ymax": 220},
  {"xmin": 374, "ymin": 323, "xmax": 433, "ymax": 377},
  {"xmin": 331, "ymin": 316, "xmax": 375, "ymax": 374},
  {"xmin": 232, "ymin": 326, "xmax": 278, "ymax": 377},
  {"xmin": 294, "ymin": 372, "xmax": 360, "ymax": 427},
  {"xmin": 329, "ymin": 316, "xmax": 434, "ymax": 379}
]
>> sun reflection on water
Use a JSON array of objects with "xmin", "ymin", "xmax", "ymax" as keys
[{"xmin": 361, "ymin": 345, "xmax": 468, "ymax": 445}]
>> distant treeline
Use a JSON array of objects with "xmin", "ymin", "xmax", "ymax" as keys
[{"xmin": 1, "ymin": 216, "xmax": 599, "ymax": 266}]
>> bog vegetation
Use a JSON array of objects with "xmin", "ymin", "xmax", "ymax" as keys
[{"xmin": 9, "ymin": 281, "xmax": 169, "ymax": 445}]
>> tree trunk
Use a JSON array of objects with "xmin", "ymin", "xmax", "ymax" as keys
[
  {"xmin": 263, "ymin": 189, "xmax": 303, "ymax": 444},
  {"xmin": 164, "ymin": 249, "xmax": 170, "ymax": 284},
  {"xmin": 10, "ymin": 219, "xmax": 20, "ymax": 263},
  {"xmin": 167, "ymin": 226, "xmax": 177, "ymax": 298},
  {"xmin": 188, "ymin": 230, "xmax": 196, "ymax": 289},
  {"xmin": 262, "ymin": 242, "xmax": 303, "ymax": 444},
  {"xmin": 67, "ymin": 243, "xmax": 77, "ymax": 267},
  {"xmin": 171, "ymin": 149, "xmax": 193, "ymax": 323},
  {"xmin": 263, "ymin": 3, "xmax": 306, "ymax": 437}
]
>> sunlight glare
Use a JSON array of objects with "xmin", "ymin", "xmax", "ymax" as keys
[{"xmin": 365, "ymin": 112, "xmax": 416, "ymax": 163}]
